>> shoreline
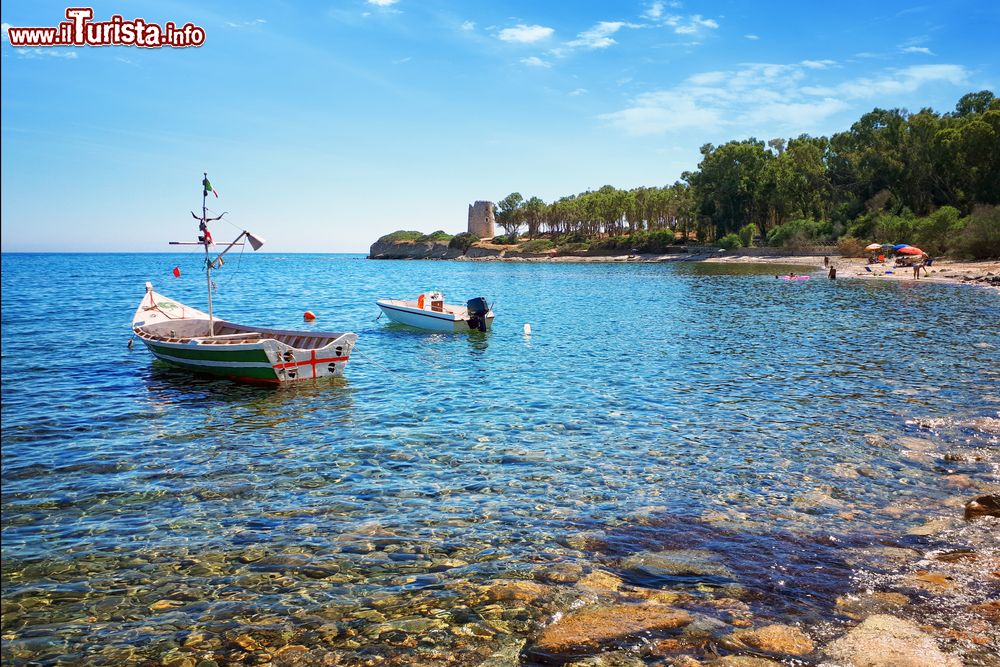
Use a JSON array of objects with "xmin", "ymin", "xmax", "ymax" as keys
[{"xmin": 454, "ymin": 251, "xmax": 1000, "ymax": 289}]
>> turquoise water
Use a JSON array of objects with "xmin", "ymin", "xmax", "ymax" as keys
[{"xmin": 2, "ymin": 253, "xmax": 998, "ymax": 665}]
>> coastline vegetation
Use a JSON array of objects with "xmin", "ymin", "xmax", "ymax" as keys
[
  {"xmin": 377, "ymin": 230, "xmax": 454, "ymax": 244},
  {"xmin": 380, "ymin": 91, "xmax": 999, "ymax": 258}
]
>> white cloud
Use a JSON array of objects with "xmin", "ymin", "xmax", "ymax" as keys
[
  {"xmin": 601, "ymin": 61, "xmax": 967, "ymax": 137},
  {"xmin": 460, "ymin": 20, "xmax": 475, "ymax": 31},
  {"xmin": 520, "ymin": 56, "xmax": 551, "ymax": 68},
  {"xmin": 667, "ymin": 14, "xmax": 719, "ymax": 35},
  {"xmin": 688, "ymin": 71, "xmax": 727, "ymax": 85},
  {"xmin": 498, "ymin": 24, "xmax": 554, "ymax": 43},
  {"xmin": 14, "ymin": 48, "xmax": 78, "ymax": 59},
  {"xmin": 224, "ymin": 18, "xmax": 266, "ymax": 29},
  {"xmin": 643, "ymin": 2, "xmax": 665, "ymax": 19},
  {"xmin": 1, "ymin": 22, "xmax": 11, "ymax": 41},
  {"xmin": 569, "ymin": 88, "xmax": 589, "ymax": 96},
  {"xmin": 566, "ymin": 21, "xmax": 634, "ymax": 49},
  {"xmin": 367, "ymin": 0, "xmax": 398, "ymax": 5},
  {"xmin": 902, "ymin": 46, "xmax": 933, "ymax": 55},
  {"xmin": 392, "ymin": 56, "xmax": 412, "ymax": 64},
  {"xmin": 744, "ymin": 34, "xmax": 759, "ymax": 40},
  {"xmin": 802, "ymin": 64, "xmax": 967, "ymax": 99},
  {"xmin": 800, "ymin": 59, "xmax": 836, "ymax": 69}
]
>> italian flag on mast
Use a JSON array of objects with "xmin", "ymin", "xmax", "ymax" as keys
[{"xmin": 203, "ymin": 176, "xmax": 219, "ymax": 198}]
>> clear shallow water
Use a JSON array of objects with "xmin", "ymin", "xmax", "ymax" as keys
[{"xmin": 2, "ymin": 253, "xmax": 999, "ymax": 664}]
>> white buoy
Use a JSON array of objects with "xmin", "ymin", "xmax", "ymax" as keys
[{"xmin": 523, "ymin": 323, "xmax": 532, "ymax": 335}]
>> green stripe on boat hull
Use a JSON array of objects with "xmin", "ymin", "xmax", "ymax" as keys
[
  {"xmin": 149, "ymin": 355, "xmax": 280, "ymax": 382},
  {"xmin": 145, "ymin": 341, "xmax": 271, "ymax": 363}
]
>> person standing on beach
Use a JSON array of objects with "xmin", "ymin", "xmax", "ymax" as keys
[{"xmin": 913, "ymin": 261, "xmax": 921, "ymax": 279}]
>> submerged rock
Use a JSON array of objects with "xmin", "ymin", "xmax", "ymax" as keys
[
  {"xmin": 863, "ymin": 434, "xmax": 888, "ymax": 448},
  {"xmin": 620, "ymin": 549, "xmax": 733, "ymax": 580},
  {"xmin": 835, "ymin": 592, "xmax": 910, "ymax": 620},
  {"xmin": 707, "ymin": 657, "xmax": 783, "ymax": 667},
  {"xmin": 823, "ymin": 615, "xmax": 961, "ymax": 667},
  {"xmin": 906, "ymin": 518, "xmax": 952, "ymax": 536},
  {"xmin": 468, "ymin": 637, "xmax": 523, "ymax": 667},
  {"xmin": 483, "ymin": 579, "xmax": 554, "ymax": 604},
  {"xmin": 536, "ymin": 562, "xmax": 585, "ymax": 584},
  {"xmin": 527, "ymin": 604, "xmax": 692, "ymax": 658},
  {"xmin": 722, "ymin": 624, "xmax": 814, "ymax": 656},
  {"xmin": 576, "ymin": 570, "xmax": 625, "ymax": 593}
]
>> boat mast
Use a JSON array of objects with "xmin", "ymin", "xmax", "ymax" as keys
[
  {"xmin": 168, "ymin": 173, "xmax": 266, "ymax": 338},
  {"xmin": 203, "ymin": 172, "xmax": 214, "ymax": 336}
]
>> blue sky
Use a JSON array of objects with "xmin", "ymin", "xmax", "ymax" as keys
[{"xmin": 1, "ymin": 1, "xmax": 997, "ymax": 252}]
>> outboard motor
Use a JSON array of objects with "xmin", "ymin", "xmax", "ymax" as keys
[{"xmin": 465, "ymin": 297, "xmax": 490, "ymax": 332}]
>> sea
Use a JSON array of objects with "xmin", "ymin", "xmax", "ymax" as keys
[{"xmin": 2, "ymin": 253, "xmax": 999, "ymax": 665}]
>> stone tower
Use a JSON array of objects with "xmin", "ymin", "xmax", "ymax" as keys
[{"xmin": 467, "ymin": 201, "xmax": 495, "ymax": 239}]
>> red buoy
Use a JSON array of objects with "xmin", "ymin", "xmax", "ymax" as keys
[{"xmin": 303, "ymin": 311, "xmax": 316, "ymax": 321}]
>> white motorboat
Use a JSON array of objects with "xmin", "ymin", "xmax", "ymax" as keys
[{"xmin": 376, "ymin": 292, "xmax": 494, "ymax": 332}]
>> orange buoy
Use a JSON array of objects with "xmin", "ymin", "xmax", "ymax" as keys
[{"xmin": 303, "ymin": 310, "xmax": 316, "ymax": 321}]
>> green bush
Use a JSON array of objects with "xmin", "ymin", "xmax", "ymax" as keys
[
  {"xmin": 518, "ymin": 239, "xmax": 555, "ymax": 253},
  {"xmin": 377, "ymin": 230, "xmax": 423, "ymax": 244},
  {"xmin": 448, "ymin": 232, "xmax": 479, "ymax": 251},
  {"xmin": 417, "ymin": 230, "xmax": 453, "ymax": 243},
  {"xmin": 912, "ymin": 206, "xmax": 960, "ymax": 256},
  {"xmin": 552, "ymin": 232, "xmax": 589, "ymax": 245},
  {"xmin": 555, "ymin": 242, "xmax": 590, "ymax": 255},
  {"xmin": 633, "ymin": 230, "xmax": 679, "ymax": 253},
  {"xmin": 950, "ymin": 205, "xmax": 1000, "ymax": 259},
  {"xmin": 491, "ymin": 233, "xmax": 519, "ymax": 245},
  {"xmin": 846, "ymin": 213, "xmax": 877, "ymax": 240},
  {"xmin": 589, "ymin": 235, "xmax": 630, "ymax": 254},
  {"xmin": 767, "ymin": 219, "xmax": 819, "ymax": 248},
  {"xmin": 718, "ymin": 233, "xmax": 743, "ymax": 251},
  {"xmin": 587, "ymin": 230, "xmax": 680, "ymax": 255},
  {"xmin": 738, "ymin": 223, "xmax": 756, "ymax": 248},
  {"xmin": 872, "ymin": 212, "xmax": 917, "ymax": 246}
]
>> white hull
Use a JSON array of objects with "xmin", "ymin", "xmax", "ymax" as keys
[
  {"xmin": 376, "ymin": 299, "xmax": 494, "ymax": 332},
  {"xmin": 133, "ymin": 284, "xmax": 357, "ymax": 384}
]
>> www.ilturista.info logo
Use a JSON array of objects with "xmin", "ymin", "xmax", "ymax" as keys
[{"xmin": 6, "ymin": 8, "xmax": 206, "ymax": 48}]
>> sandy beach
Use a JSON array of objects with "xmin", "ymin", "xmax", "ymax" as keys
[
  {"xmin": 460, "ymin": 250, "xmax": 1000, "ymax": 289},
  {"xmin": 706, "ymin": 254, "xmax": 1000, "ymax": 290}
]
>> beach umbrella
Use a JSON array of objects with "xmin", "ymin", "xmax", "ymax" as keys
[
  {"xmin": 865, "ymin": 243, "xmax": 882, "ymax": 251},
  {"xmin": 897, "ymin": 246, "xmax": 925, "ymax": 255},
  {"xmin": 892, "ymin": 243, "xmax": 910, "ymax": 250}
]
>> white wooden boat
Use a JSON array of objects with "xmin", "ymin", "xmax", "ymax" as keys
[
  {"xmin": 131, "ymin": 173, "xmax": 357, "ymax": 384},
  {"xmin": 376, "ymin": 292, "xmax": 494, "ymax": 332},
  {"xmin": 133, "ymin": 285, "xmax": 356, "ymax": 384}
]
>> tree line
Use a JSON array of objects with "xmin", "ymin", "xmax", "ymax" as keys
[{"xmin": 492, "ymin": 91, "xmax": 999, "ymax": 257}]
